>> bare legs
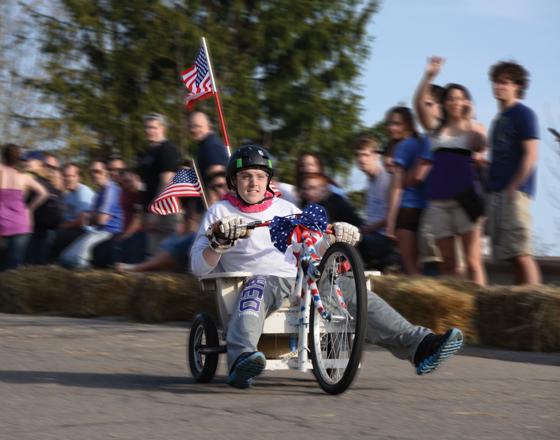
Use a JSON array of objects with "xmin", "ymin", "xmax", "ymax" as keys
[
  {"xmin": 436, "ymin": 227, "xmax": 486, "ymax": 286},
  {"xmin": 512, "ymin": 255, "xmax": 541, "ymax": 285},
  {"xmin": 396, "ymin": 229, "xmax": 420, "ymax": 275}
]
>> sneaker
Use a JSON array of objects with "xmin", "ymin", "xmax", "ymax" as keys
[
  {"xmin": 227, "ymin": 351, "xmax": 266, "ymax": 389},
  {"xmin": 414, "ymin": 328, "xmax": 463, "ymax": 376}
]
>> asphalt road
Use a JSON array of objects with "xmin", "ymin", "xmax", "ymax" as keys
[{"xmin": 0, "ymin": 314, "xmax": 558, "ymax": 440}]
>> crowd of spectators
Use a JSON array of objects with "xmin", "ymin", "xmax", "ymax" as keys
[{"xmin": 0, "ymin": 59, "xmax": 542, "ymax": 286}]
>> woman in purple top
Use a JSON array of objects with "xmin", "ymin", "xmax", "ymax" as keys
[
  {"xmin": 414, "ymin": 56, "xmax": 487, "ymax": 286},
  {"xmin": 0, "ymin": 144, "xmax": 48, "ymax": 271}
]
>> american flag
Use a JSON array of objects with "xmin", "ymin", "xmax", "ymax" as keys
[
  {"xmin": 182, "ymin": 46, "xmax": 213, "ymax": 109},
  {"xmin": 149, "ymin": 168, "xmax": 202, "ymax": 215}
]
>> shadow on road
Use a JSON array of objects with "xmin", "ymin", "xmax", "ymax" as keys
[
  {"xmin": 460, "ymin": 346, "xmax": 560, "ymax": 366},
  {"xmin": 0, "ymin": 370, "xmax": 381, "ymax": 395},
  {"xmin": 0, "ymin": 370, "xmax": 223, "ymax": 394}
]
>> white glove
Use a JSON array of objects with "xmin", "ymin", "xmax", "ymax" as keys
[
  {"xmin": 205, "ymin": 216, "xmax": 249, "ymax": 254},
  {"xmin": 332, "ymin": 222, "xmax": 361, "ymax": 247},
  {"xmin": 218, "ymin": 216, "xmax": 249, "ymax": 240}
]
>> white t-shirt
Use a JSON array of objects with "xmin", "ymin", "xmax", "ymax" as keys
[
  {"xmin": 190, "ymin": 197, "xmax": 301, "ymax": 277},
  {"xmin": 365, "ymin": 162, "xmax": 391, "ymax": 235}
]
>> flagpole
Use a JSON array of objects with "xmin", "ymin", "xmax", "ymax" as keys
[
  {"xmin": 201, "ymin": 36, "xmax": 231, "ymax": 157},
  {"xmin": 191, "ymin": 159, "xmax": 209, "ymax": 210}
]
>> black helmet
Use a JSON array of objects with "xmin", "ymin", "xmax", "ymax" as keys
[{"xmin": 226, "ymin": 144, "xmax": 274, "ymax": 190}]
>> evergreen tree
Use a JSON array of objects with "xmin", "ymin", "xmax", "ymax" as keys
[{"xmin": 27, "ymin": 0, "xmax": 378, "ymax": 177}]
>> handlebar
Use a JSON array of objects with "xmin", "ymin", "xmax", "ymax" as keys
[{"xmin": 210, "ymin": 217, "xmax": 333, "ymax": 240}]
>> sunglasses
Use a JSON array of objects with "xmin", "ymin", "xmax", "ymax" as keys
[
  {"xmin": 209, "ymin": 183, "xmax": 227, "ymax": 190},
  {"xmin": 90, "ymin": 169, "xmax": 103, "ymax": 175}
]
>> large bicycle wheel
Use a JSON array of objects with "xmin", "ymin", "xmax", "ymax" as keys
[
  {"xmin": 310, "ymin": 242, "xmax": 367, "ymax": 394},
  {"xmin": 188, "ymin": 313, "xmax": 220, "ymax": 383}
]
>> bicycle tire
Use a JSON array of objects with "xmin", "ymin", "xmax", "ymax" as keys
[
  {"xmin": 188, "ymin": 313, "xmax": 220, "ymax": 383},
  {"xmin": 310, "ymin": 242, "xmax": 367, "ymax": 394}
]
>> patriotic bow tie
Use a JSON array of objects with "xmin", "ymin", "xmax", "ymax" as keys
[{"xmin": 269, "ymin": 203, "xmax": 328, "ymax": 253}]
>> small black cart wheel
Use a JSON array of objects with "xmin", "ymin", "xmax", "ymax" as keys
[
  {"xmin": 188, "ymin": 313, "xmax": 219, "ymax": 383},
  {"xmin": 310, "ymin": 242, "xmax": 367, "ymax": 394}
]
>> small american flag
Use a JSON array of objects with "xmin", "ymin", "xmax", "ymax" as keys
[
  {"xmin": 149, "ymin": 168, "xmax": 202, "ymax": 215},
  {"xmin": 182, "ymin": 46, "xmax": 213, "ymax": 109}
]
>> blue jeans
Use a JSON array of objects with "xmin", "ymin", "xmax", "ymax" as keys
[
  {"xmin": 59, "ymin": 229, "xmax": 112, "ymax": 269},
  {"xmin": 113, "ymin": 231, "xmax": 148, "ymax": 264},
  {"xmin": 0, "ymin": 234, "xmax": 30, "ymax": 271}
]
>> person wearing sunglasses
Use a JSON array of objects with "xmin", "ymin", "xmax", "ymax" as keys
[{"xmin": 59, "ymin": 161, "xmax": 123, "ymax": 269}]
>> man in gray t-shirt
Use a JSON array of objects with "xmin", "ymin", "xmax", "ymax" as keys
[{"xmin": 354, "ymin": 138, "xmax": 397, "ymax": 268}]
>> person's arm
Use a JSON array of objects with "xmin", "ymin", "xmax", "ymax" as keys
[
  {"xmin": 158, "ymin": 171, "xmax": 174, "ymax": 194},
  {"xmin": 360, "ymin": 219, "xmax": 386, "ymax": 234},
  {"xmin": 413, "ymin": 56, "xmax": 444, "ymax": 131},
  {"xmin": 385, "ymin": 166, "xmax": 406, "ymax": 239},
  {"xmin": 506, "ymin": 138, "xmax": 538, "ymax": 198},
  {"xmin": 157, "ymin": 143, "xmax": 180, "ymax": 194},
  {"xmin": 120, "ymin": 212, "xmax": 143, "ymax": 239},
  {"xmin": 190, "ymin": 209, "xmax": 224, "ymax": 276},
  {"xmin": 24, "ymin": 174, "xmax": 48, "ymax": 211},
  {"xmin": 404, "ymin": 159, "xmax": 432, "ymax": 187},
  {"xmin": 63, "ymin": 186, "xmax": 95, "ymax": 228},
  {"xmin": 61, "ymin": 211, "xmax": 90, "ymax": 229},
  {"xmin": 92, "ymin": 184, "xmax": 118, "ymax": 227}
]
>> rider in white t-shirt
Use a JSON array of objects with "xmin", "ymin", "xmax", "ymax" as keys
[{"xmin": 190, "ymin": 144, "xmax": 463, "ymax": 389}]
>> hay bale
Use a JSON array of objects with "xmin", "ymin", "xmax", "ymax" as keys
[
  {"xmin": 0, "ymin": 265, "xmax": 84, "ymax": 315},
  {"xmin": 0, "ymin": 268, "xmax": 33, "ymax": 313},
  {"xmin": 72, "ymin": 270, "xmax": 138, "ymax": 316},
  {"xmin": 369, "ymin": 275, "xmax": 478, "ymax": 343},
  {"xmin": 129, "ymin": 273, "xmax": 214, "ymax": 323},
  {"xmin": 476, "ymin": 285, "xmax": 560, "ymax": 352}
]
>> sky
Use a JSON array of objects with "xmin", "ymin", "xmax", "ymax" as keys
[{"xmin": 351, "ymin": 0, "xmax": 560, "ymax": 255}]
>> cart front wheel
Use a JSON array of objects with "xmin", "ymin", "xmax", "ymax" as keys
[{"xmin": 188, "ymin": 313, "xmax": 219, "ymax": 383}]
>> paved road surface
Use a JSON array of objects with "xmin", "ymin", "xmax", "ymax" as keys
[{"xmin": 0, "ymin": 314, "xmax": 558, "ymax": 440}]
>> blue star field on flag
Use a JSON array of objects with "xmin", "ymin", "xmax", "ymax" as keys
[{"xmin": 269, "ymin": 203, "xmax": 328, "ymax": 253}]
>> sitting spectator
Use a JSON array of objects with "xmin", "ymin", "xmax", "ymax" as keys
[
  {"xmin": 354, "ymin": 137, "xmax": 399, "ymax": 269},
  {"xmin": 22, "ymin": 151, "xmax": 64, "ymax": 265},
  {"xmin": 298, "ymin": 172, "xmax": 363, "ymax": 227},
  {"xmin": 385, "ymin": 106, "xmax": 430, "ymax": 275},
  {"xmin": 296, "ymin": 152, "xmax": 347, "ymax": 201},
  {"xmin": 115, "ymin": 170, "xmax": 228, "ymax": 273},
  {"xmin": 50, "ymin": 163, "xmax": 95, "ymax": 260},
  {"xmin": 59, "ymin": 160, "xmax": 123, "ymax": 269},
  {"xmin": 43, "ymin": 154, "xmax": 64, "ymax": 192},
  {"xmin": 0, "ymin": 144, "xmax": 48, "ymax": 271},
  {"xmin": 109, "ymin": 169, "xmax": 147, "ymax": 266},
  {"xmin": 108, "ymin": 157, "xmax": 127, "ymax": 184},
  {"xmin": 43, "ymin": 153, "xmax": 61, "ymax": 170}
]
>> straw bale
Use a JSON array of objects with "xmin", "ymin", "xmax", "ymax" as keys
[
  {"xmin": 0, "ymin": 266, "xmax": 82, "ymax": 315},
  {"xmin": 369, "ymin": 275, "xmax": 478, "ymax": 343},
  {"xmin": 4, "ymin": 267, "xmax": 560, "ymax": 352},
  {"xmin": 71, "ymin": 270, "xmax": 138, "ymax": 316},
  {"xmin": 476, "ymin": 285, "xmax": 560, "ymax": 351},
  {"xmin": 129, "ymin": 273, "xmax": 214, "ymax": 323}
]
